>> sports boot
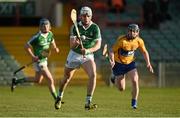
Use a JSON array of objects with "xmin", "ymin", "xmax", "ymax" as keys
[
  {"xmin": 131, "ymin": 99, "xmax": 137, "ymax": 109},
  {"xmin": 55, "ymin": 97, "xmax": 62, "ymax": 110},
  {"xmin": 85, "ymin": 103, "xmax": 98, "ymax": 110}
]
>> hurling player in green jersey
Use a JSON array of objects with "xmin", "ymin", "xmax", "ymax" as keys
[
  {"xmin": 11, "ymin": 18, "xmax": 59, "ymax": 101},
  {"xmin": 55, "ymin": 6, "xmax": 102, "ymax": 110}
]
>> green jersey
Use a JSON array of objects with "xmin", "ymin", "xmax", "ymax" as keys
[
  {"xmin": 28, "ymin": 31, "xmax": 54, "ymax": 62},
  {"xmin": 70, "ymin": 21, "xmax": 101, "ymax": 54}
]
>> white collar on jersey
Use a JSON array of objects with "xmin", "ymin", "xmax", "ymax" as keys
[
  {"xmin": 79, "ymin": 21, "xmax": 93, "ymax": 30},
  {"xmin": 39, "ymin": 31, "xmax": 49, "ymax": 38}
]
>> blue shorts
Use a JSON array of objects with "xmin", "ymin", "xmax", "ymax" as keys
[{"xmin": 112, "ymin": 61, "xmax": 136, "ymax": 76}]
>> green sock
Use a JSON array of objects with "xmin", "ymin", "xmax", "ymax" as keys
[{"xmin": 51, "ymin": 91, "xmax": 57, "ymax": 100}]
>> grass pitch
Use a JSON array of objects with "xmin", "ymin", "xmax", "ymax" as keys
[{"xmin": 0, "ymin": 85, "xmax": 179, "ymax": 117}]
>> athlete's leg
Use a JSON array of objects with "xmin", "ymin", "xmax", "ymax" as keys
[
  {"xmin": 112, "ymin": 62, "xmax": 126, "ymax": 91},
  {"xmin": 55, "ymin": 50, "xmax": 82, "ymax": 109},
  {"xmin": 11, "ymin": 70, "xmax": 43, "ymax": 92},
  {"xmin": 59, "ymin": 67, "xmax": 76, "ymax": 95},
  {"xmin": 40, "ymin": 65, "xmax": 57, "ymax": 100},
  {"xmin": 13, "ymin": 60, "xmax": 44, "ymax": 85},
  {"xmin": 82, "ymin": 59, "xmax": 96, "ymax": 97},
  {"xmin": 82, "ymin": 59, "xmax": 96, "ymax": 109},
  {"xmin": 127, "ymin": 68, "xmax": 139, "ymax": 108},
  {"xmin": 115, "ymin": 75, "xmax": 126, "ymax": 91},
  {"xmin": 55, "ymin": 67, "xmax": 76, "ymax": 109},
  {"xmin": 24, "ymin": 72, "xmax": 43, "ymax": 83}
]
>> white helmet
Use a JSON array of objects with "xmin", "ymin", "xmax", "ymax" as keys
[{"xmin": 80, "ymin": 6, "xmax": 92, "ymax": 16}]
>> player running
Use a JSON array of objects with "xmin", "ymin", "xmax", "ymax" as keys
[
  {"xmin": 109, "ymin": 24, "xmax": 154, "ymax": 109},
  {"xmin": 55, "ymin": 6, "xmax": 102, "ymax": 110},
  {"xmin": 11, "ymin": 18, "xmax": 59, "ymax": 101}
]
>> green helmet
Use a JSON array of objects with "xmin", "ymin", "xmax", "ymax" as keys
[{"xmin": 128, "ymin": 24, "xmax": 139, "ymax": 32}]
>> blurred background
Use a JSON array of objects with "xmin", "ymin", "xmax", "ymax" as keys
[{"xmin": 0, "ymin": 0, "xmax": 179, "ymax": 87}]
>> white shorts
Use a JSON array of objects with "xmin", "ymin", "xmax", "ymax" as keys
[
  {"xmin": 33, "ymin": 61, "xmax": 48, "ymax": 72},
  {"xmin": 65, "ymin": 50, "xmax": 94, "ymax": 69}
]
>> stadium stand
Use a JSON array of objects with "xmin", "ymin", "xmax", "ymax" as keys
[
  {"xmin": 105, "ymin": 2, "xmax": 143, "ymax": 26},
  {"xmin": 0, "ymin": 0, "xmax": 179, "ymax": 86},
  {"xmin": 99, "ymin": 0, "xmax": 180, "ymax": 63},
  {"xmin": 0, "ymin": 42, "xmax": 25, "ymax": 85},
  {"xmin": 95, "ymin": 0, "xmax": 180, "ymax": 86}
]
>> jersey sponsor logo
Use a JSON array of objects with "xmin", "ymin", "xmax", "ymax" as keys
[
  {"xmin": 118, "ymin": 48, "xmax": 134, "ymax": 57},
  {"xmin": 39, "ymin": 38, "xmax": 51, "ymax": 46},
  {"xmin": 84, "ymin": 36, "xmax": 92, "ymax": 41}
]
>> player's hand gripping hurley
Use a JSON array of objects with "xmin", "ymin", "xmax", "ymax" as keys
[{"xmin": 13, "ymin": 49, "xmax": 51, "ymax": 75}]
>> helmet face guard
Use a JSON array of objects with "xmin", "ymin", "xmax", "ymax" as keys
[{"xmin": 128, "ymin": 24, "xmax": 139, "ymax": 32}]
